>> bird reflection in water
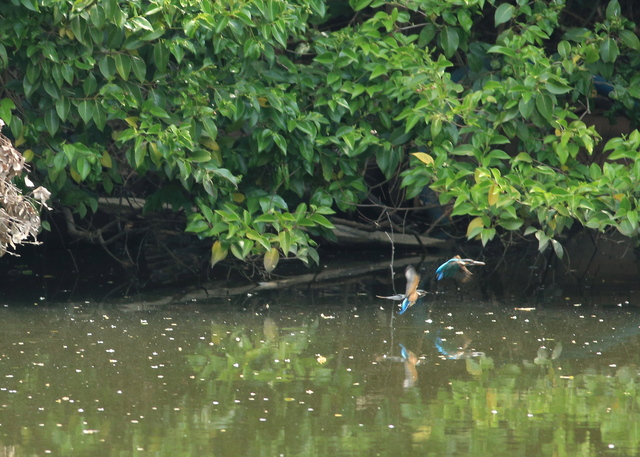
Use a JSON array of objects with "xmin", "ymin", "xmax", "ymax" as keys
[
  {"xmin": 434, "ymin": 334, "xmax": 485, "ymax": 360},
  {"xmin": 400, "ymin": 344, "xmax": 419, "ymax": 388},
  {"xmin": 375, "ymin": 344, "xmax": 421, "ymax": 389}
]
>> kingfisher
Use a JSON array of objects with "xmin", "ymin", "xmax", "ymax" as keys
[
  {"xmin": 377, "ymin": 265, "xmax": 427, "ymax": 314},
  {"xmin": 435, "ymin": 255, "xmax": 485, "ymax": 282},
  {"xmin": 378, "ymin": 255, "xmax": 485, "ymax": 314}
]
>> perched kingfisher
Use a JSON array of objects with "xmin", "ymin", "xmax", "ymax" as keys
[
  {"xmin": 378, "ymin": 255, "xmax": 485, "ymax": 314},
  {"xmin": 435, "ymin": 255, "xmax": 485, "ymax": 282}
]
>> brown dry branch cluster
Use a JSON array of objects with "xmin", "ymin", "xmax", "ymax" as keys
[{"xmin": 0, "ymin": 118, "xmax": 50, "ymax": 256}]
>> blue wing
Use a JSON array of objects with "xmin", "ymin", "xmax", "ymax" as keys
[
  {"xmin": 398, "ymin": 297, "xmax": 413, "ymax": 314},
  {"xmin": 435, "ymin": 258, "xmax": 458, "ymax": 280},
  {"xmin": 399, "ymin": 344, "xmax": 409, "ymax": 360},
  {"xmin": 435, "ymin": 256, "xmax": 485, "ymax": 281}
]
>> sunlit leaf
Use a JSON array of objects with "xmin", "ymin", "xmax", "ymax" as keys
[
  {"xmin": 411, "ymin": 152, "xmax": 434, "ymax": 165},
  {"xmin": 466, "ymin": 216, "xmax": 484, "ymax": 239},
  {"xmin": 488, "ymin": 184, "xmax": 500, "ymax": 206},
  {"xmin": 210, "ymin": 240, "xmax": 228, "ymax": 268},
  {"xmin": 551, "ymin": 239, "xmax": 564, "ymax": 259},
  {"xmin": 100, "ymin": 151, "xmax": 113, "ymax": 168},
  {"xmin": 263, "ymin": 247, "xmax": 279, "ymax": 273}
]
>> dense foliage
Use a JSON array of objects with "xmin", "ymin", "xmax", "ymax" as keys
[{"xmin": 1, "ymin": 0, "xmax": 639, "ymax": 269}]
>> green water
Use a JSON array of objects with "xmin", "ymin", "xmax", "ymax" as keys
[{"xmin": 0, "ymin": 291, "xmax": 639, "ymax": 456}]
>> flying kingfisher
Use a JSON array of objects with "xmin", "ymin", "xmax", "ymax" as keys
[
  {"xmin": 378, "ymin": 255, "xmax": 485, "ymax": 314},
  {"xmin": 435, "ymin": 255, "xmax": 485, "ymax": 282},
  {"xmin": 377, "ymin": 265, "xmax": 427, "ymax": 314}
]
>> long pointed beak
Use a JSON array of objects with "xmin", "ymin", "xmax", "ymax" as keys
[{"xmin": 460, "ymin": 259, "xmax": 485, "ymax": 266}]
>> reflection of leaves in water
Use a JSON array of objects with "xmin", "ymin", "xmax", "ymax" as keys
[
  {"xmin": 551, "ymin": 341, "xmax": 563, "ymax": 360},
  {"xmin": 533, "ymin": 342, "xmax": 563, "ymax": 366},
  {"xmin": 5, "ymin": 304, "xmax": 640, "ymax": 456},
  {"xmin": 400, "ymin": 361, "xmax": 640, "ymax": 455},
  {"xmin": 187, "ymin": 318, "xmax": 331, "ymax": 384},
  {"xmin": 465, "ymin": 356, "xmax": 494, "ymax": 377}
]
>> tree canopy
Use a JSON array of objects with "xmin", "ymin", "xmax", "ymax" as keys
[{"xmin": 1, "ymin": 0, "xmax": 639, "ymax": 271}]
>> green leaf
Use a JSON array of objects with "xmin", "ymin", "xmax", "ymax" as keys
[
  {"xmin": 81, "ymin": 74, "xmax": 97, "ymax": 97},
  {"xmin": 315, "ymin": 52, "xmax": 335, "ymax": 64},
  {"xmin": 149, "ymin": 106, "xmax": 170, "ymax": 118},
  {"xmin": 273, "ymin": 133, "xmax": 287, "ymax": 154},
  {"xmin": 153, "ymin": 43, "xmax": 169, "ymax": 71},
  {"xmin": 90, "ymin": 4, "xmax": 106, "ymax": 28},
  {"xmin": 619, "ymin": 30, "xmax": 640, "ymax": 51},
  {"xmin": 440, "ymin": 26, "xmax": 459, "ymax": 58},
  {"xmin": 350, "ymin": 0, "xmax": 373, "ymax": 11},
  {"xmin": 495, "ymin": 3, "xmax": 515, "ymax": 26},
  {"xmin": 556, "ymin": 143, "xmax": 568, "ymax": 165},
  {"xmin": 202, "ymin": 118, "xmax": 218, "ymax": 140},
  {"xmin": 600, "ymin": 37, "xmax": 619, "ymax": 63},
  {"xmin": 41, "ymin": 42, "xmax": 59, "ymax": 62},
  {"xmin": 535, "ymin": 94, "xmax": 553, "ymax": 120},
  {"xmin": 452, "ymin": 144, "xmax": 476, "ymax": 156},
  {"xmin": 190, "ymin": 150, "xmax": 211, "ymax": 162},
  {"xmin": 308, "ymin": 213, "xmax": 334, "ymax": 229},
  {"xmin": 418, "ymin": 24, "xmax": 436, "ymax": 47},
  {"xmin": 76, "ymin": 156, "xmax": 91, "ymax": 181},
  {"xmin": 618, "ymin": 218, "xmax": 636, "ymax": 237},
  {"xmin": 535, "ymin": 230, "xmax": 550, "ymax": 252},
  {"xmin": 557, "ymin": 40, "xmax": 571, "ymax": 57},
  {"xmin": 20, "ymin": 0, "xmax": 39, "ymax": 12},
  {"xmin": 519, "ymin": 97, "xmax": 535, "ymax": 119},
  {"xmin": 551, "ymin": 239, "xmax": 564, "ymax": 259},
  {"xmin": 0, "ymin": 98, "xmax": 14, "ymax": 125},
  {"xmin": 61, "ymin": 64, "xmax": 74, "ymax": 84},
  {"xmin": 487, "ymin": 45, "xmax": 517, "ymax": 57},
  {"xmin": 605, "ymin": 0, "xmax": 620, "ymax": 19},
  {"xmin": 77, "ymin": 100, "xmax": 94, "ymax": 125},
  {"xmin": 545, "ymin": 78, "xmax": 572, "ymax": 95},
  {"xmin": 457, "ymin": 10, "xmax": 473, "ymax": 33},
  {"xmin": 279, "ymin": 230, "xmax": 291, "ymax": 255},
  {"xmin": 431, "ymin": 117, "xmax": 442, "ymax": 139},
  {"xmin": 370, "ymin": 64, "xmax": 387, "ymax": 80},
  {"xmin": 130, "ymin": 16, "xmax": 154, "ymax": 31},
  {"xmin": 498, "ymin": 218, "xmax": 524, "ymax": 230},
  {"xmin": 93, "ymin": 101, "xmax": 106, "ymax": 131},
  {"xmin": 44, "ymin": 109, "xmax": 59, "ymax": 136},
  {"xmin": 134, "ymin": 140, "xmax": 147, "ymax": 168},
  {"xmin": 114, "ymin": 54, "xmax": 131, "ymax": 80},
  {"xmin": 210, "ymin": 167, "xmax": 239, "ymax": 187},
  {"xmin": 131, "ymin": 55, "xmax": 146, "ymax": 82}
]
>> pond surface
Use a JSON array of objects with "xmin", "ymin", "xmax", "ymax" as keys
[{"xmin": 0, "ymin": 284, "xmax": 639, "ymax": 457}]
